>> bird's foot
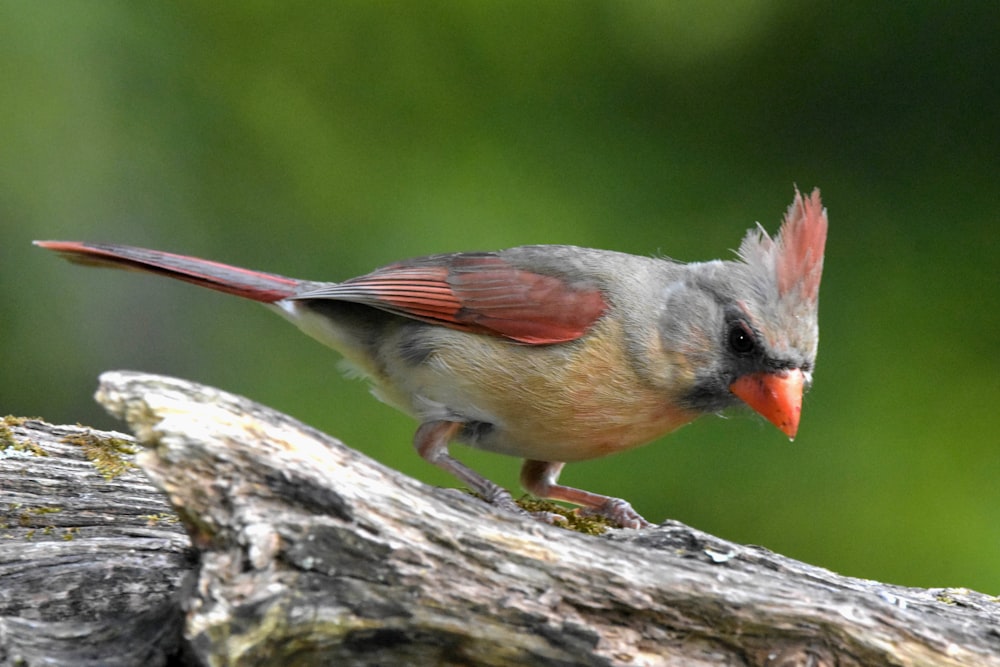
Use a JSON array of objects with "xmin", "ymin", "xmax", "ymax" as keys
[
  {"xmin": 481, "ymin": 487, "xmax": 568, "ymax": 525},
  {"xmin": 518, "ymin": 460, "xmax": 652, "ymax": 529},
  {"xmin": 578, "ymin": 498, "xmax": 653, "ymax": 529}
]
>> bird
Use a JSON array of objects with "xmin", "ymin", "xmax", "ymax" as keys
[{"xmin": 35, "ymin": 187, "xmax": 827, "ymax": 529}]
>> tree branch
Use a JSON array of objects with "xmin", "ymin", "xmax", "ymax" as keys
[{"xmin": 1, "ymin": 372, "xmax": 996, "ymax": 666}]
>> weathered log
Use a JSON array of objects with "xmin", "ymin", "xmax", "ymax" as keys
[
  {"xmin": 0, "ymin": 417, "xmax": 191, "ymax": 666},
  {"xmin": 1, "ymin": 372, "xmax": 997, "ymax": 666}
]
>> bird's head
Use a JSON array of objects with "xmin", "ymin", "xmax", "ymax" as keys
[{"xmin": 659, "ymin": 188, "xmax": 828, "ymax": 438}]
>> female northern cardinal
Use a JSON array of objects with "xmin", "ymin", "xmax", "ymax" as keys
[{"xmin": 35, "ymin": 188, "xmax": 827, "ymax": 528}]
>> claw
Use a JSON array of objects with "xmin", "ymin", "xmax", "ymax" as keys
[{"xmin": 578, "ymin": 498, "xmax": 653, "ymax": 529}]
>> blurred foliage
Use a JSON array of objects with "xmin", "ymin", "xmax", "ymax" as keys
[{"xmin": 1, "ymin": 2, "xmax": 996, "ymax": 593}]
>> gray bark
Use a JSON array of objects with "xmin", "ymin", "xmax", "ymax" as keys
[{"xmin": 1, "ymin": 371, "xmax": 996, "ymax": 666}]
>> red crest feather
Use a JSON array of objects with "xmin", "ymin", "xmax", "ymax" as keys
[{"xmin": 775, "ymin": 188, "xmax": 827, "ymax": 303}]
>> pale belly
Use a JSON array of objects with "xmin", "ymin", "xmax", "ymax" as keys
[
  {"xmin": 383, "ymin": 318, "xmax": 700, "ymax": 462},
  {"xmin": 280, "ymin": 300, "xmax": 700, "ymax": 463}
]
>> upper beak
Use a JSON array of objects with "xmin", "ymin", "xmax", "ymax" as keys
[{"xmin": 729, "ymin": 368, "xmax": 805, "ymax": 440}]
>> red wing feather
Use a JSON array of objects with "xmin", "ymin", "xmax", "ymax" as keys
[{"xmin": 295, "ymin": 254, "xmax": 607, "ymax": 344}]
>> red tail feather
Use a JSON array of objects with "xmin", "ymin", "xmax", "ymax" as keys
[{"xmin": 33, "ymin": 241, "xmax": 301, "ymax": 303}]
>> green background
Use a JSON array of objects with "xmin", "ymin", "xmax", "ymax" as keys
[{"xmin": 2, "ymin": 3, "xmax": 997, "ymax": 593}]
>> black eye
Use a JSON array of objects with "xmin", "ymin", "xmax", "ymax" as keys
[{"xmin": 728, "ymin": 322, "xmax": 757, "ymax": 356}]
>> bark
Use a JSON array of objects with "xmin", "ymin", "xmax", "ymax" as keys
[{"xmin": 1, "ymin": 371, "xmax": 996, "ymax": 667}]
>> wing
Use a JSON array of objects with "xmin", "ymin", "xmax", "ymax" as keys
[{"xmin": 292, "ymin": 253, "xmax": 608, "ymax": 344}]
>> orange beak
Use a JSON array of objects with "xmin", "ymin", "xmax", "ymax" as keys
[{"xmin": 729, "ymin": 369, "xmax": 805, "ymax": 440}]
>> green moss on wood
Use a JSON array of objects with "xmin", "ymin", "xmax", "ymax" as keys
[
  {"xmin": 143, "ymin": 512, "xmax": 180, "ymax": 526},
  {"xmin": 515, "ymin": 496, "xmax": 613, "ymax": 535},
  {"xmin": 0, "ymin": 417, "xmax": 48, "ymax": 457},
  {"xmin": 62, "ymin": 432, "xmax": 138, "ymax": 480}
]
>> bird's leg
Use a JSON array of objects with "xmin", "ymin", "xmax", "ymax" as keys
[
  {"xmin": 520, "ymin": 459, "xmax": 653, "ymax": 529},
  {"xmin": 413, "ymin": 421, "xmax": 529, "ymax": 518}
]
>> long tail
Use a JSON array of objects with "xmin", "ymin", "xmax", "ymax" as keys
[{"xmin": 34, "ymin": 241, "xmax": 303, "ymax": 302}]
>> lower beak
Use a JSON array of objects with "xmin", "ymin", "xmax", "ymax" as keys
[{"xmin": 729, "ymin": 369, "xmax": 805, "ymax": 440}]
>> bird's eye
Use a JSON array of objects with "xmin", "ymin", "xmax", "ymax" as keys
[{"xmin": 728, "ymin": 322, "xmax": 756, "ymax": 356}]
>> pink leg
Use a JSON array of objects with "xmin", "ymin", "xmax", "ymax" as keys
[
  {"xmin": 520, "ymin": 460, "xmax": 653, "ymax": 529},
  {"xmin": 414, "ymin": 421, "xmax": 526, "ymax": 517}
]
